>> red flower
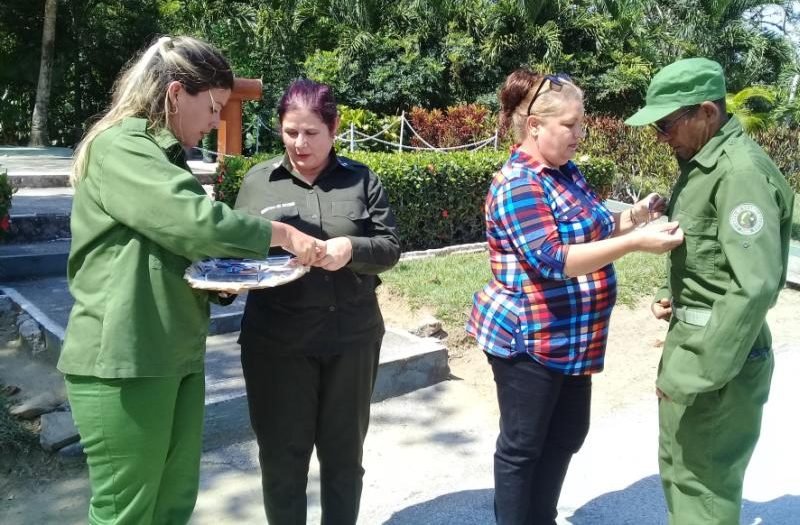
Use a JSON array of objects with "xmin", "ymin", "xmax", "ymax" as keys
[
  {"xmin": 441, "ymin": 209, "xmax": 449, "ymax": 218},
  {"xmin": 0, "ymin": 214, "xmax": 10, "ymax": 232}
]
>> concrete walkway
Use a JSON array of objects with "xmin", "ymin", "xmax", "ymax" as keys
[
  {"xmin": 3, "ymin": 342, "xmax": 795, "ymax": 525},
  {"xmin": 183, "ymin": 342, "xmax": 800, "ymax": 525}
]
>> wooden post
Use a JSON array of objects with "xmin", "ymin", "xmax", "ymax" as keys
[{"xmin": 217, "ymin": 78, "xmax": 263, "ymax": 159}]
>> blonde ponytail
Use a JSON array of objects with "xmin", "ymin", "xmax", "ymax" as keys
[{"xmin": 71, "ymin": 36, "xmax": 233, "ymax": 185}]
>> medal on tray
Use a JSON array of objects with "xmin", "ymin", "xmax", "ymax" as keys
[{"xmin": 184, "ymin": 256, "xmax": 308, "ymax": 291}]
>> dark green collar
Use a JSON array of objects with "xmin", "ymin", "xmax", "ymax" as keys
[
  {"xmin": 685, "ymin": 115, "xmax": 742, "ymax": 171},
  {"xmin": 121, "ymin": 117, "xmax": 185, "ymax": 163}
]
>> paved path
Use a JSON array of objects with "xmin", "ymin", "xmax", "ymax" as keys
[{"xmin": 5, "ymin": 344, "xmax": 796, "ymax": 525}]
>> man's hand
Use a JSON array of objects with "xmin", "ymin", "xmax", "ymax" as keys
[
  {"xmin": 656, "ymin": 387, "xmax": 670, "ymax": 401},
  {"xmin": 651, "ymin": 297, "xmax": 672, "ymax": 322}
]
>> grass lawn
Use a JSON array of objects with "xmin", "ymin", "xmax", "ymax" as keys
[{"xmin": 381, "ymin": 250, "xmax": 668, "ymax": 330}]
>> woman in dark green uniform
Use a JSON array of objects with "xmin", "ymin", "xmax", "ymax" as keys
[
  {"xmin": 59, "ymin": 36, "xmax": 322, "ymax": 525},
  {"xmin": 234, "ymin": 79, "xmax": 400, "ymax": 525}
]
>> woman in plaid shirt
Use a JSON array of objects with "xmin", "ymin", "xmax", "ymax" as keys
[{"xmin": 466, "ymin": 69, "xmax": 684, "ymax": 525}]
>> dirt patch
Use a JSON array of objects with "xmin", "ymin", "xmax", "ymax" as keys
[{"xmin": 377, "ymin": 286, "xmax": 800, "ymax": 419}]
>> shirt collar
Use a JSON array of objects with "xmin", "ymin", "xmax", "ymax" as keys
[
  {"xmin": 278, "ymin": 149, "xmax": 351, "ymax": 184},
  {"xmin": 122, "ymin": 117, "xmax": 186, "ymax": 164},
  {"xmin": 684, "ymin": 114, "xmax": 742, "ymax": 171},
  {"xmin": 510, "ymin": 146, "xmax": 577, "ymax": 178}
]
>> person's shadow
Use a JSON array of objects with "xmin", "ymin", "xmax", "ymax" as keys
[{"xmin": 381, "ymin": 477, "xmax": 800, "ymax": 524}]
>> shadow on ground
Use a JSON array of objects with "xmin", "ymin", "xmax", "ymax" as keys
[
  {"xmin": 380, "ymin": 476, "xmax": 800, "ymax": 525},
  {"xmin": 568, "ymin": 475, "xmax": 800, "ymax": 525},
  {"xmin": 382, "ymin": 488, "xmax": 494, "ymax": 525}
]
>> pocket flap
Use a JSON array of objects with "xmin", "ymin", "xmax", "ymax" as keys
[
  {"xmin": 331, "ymin": 200, "xmax": 369, "ymax": 220},
  {"xmin": 260, "ymin": 203, "xmax": 300, "ymax": 221}
]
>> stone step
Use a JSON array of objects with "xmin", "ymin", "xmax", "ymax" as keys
[
  {"xmin": 0, "ymin": 285, "xmax": 449, "ymax": 454},
  {"xmin": 0, "ymin": 239, "xmax": 71, "ymax": 279},
  {"xmin": 2, "ymin": 152, "xmax": 217, "ymax": 188},
  {"xmin": 202, "ymin": 328, "xmax": 448, "ymax": 451},
  {"xmin": 0, "ymin": 277, "xmax": 248, "ymax": 360}
]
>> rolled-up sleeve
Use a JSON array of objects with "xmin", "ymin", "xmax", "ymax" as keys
[{"xmin": 492, "ymin": 176, "xmax": 568, "ymax": 280}]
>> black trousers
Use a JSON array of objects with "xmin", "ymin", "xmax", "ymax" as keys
[
  {"xmin": 489, "ymin": 354, "xmax": 592, "ymax": 525},
  {"xmin": 241, "ymin": 341, "xmax": 381, "ymax": 525}
]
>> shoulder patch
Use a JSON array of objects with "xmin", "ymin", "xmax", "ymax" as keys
[{"xmin": 728, "ymin": 203, "xmax": 764, "ymax": 236}]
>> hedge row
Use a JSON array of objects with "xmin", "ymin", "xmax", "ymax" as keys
[{"xmin": 214, "ymin": 150, "xmax": 615, "ymax": 250}]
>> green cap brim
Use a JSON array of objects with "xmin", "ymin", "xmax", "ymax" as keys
[{"xmin": 624, "ymin": 103, "xmax": 683, "ymax": 127}]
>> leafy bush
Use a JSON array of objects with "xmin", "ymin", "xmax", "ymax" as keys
[
  {"xmin": 752, "ymin": 127, "xmax": 800, "ymax": 195},
  {"xmin": 213, "ymin": 153, "xmax": 272, "ymax": 207},
  {"xmin": 336, "ymin": 105, "xmax": 400, "ymax": 153},
  {"xmin": 580, "ymin": 116, "xmax": 677, "ymax": 201},
  {"xmin": 0, "ymin": 167, "xmax": 16, "ymax": 240},
  {"xmin": 215, "ymin": 150, "xmax": 618, "ymax": 250},
  {"xmin": 407, "ymin": 104, "xmax": 497, "ymax": 149}
]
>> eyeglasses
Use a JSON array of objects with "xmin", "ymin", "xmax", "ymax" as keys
[
  {"xmin": 650, "ymin": 106, "xmax": 696, "ymax": 136},
  {"xmin": 527, "ymin": 73, "xmax": 572, "ymax": 115},
  {"xmin": 208, "ymin": 91, "xmax": 221, "ymax": 115}
]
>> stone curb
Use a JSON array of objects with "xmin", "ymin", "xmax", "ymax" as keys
[{"xmin": 0, "ymin": 286, "xmax": 64, "ymax": 364}]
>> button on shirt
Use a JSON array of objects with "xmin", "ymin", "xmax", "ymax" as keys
[
  {"xmin": 466, "ymin": 149, "xmax": 617, "ymax": 375},
  {"xmin": 234, "ymin": 152, "xmax": 400, "ymax": 355}
]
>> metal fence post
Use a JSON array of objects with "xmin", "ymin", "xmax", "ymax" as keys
[
  {"xmin": 350, "ymin": 123, "xmax": 355, "ymax": 152},
  {"xmin": 398, "ymin": 111, "xmax": 405, "ymax": 153}
]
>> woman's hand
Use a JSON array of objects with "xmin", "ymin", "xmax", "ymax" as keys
[
  {"xmin": 630, "ymin": 193, "xmax": 668, "ymax": 226},
  {"xmin": 271, "ymin": 222, "xmax": 326, "ymax": 266},
  {"xmin": 314, "ymin": 237, "xmax": 353, "ymax": 271},
  {"xmin": 632, "ymin": 221, "xmax": 684, "ymax": 253}
]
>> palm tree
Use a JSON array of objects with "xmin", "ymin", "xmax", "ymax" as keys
[
  {"xmin": 727, "ymin": 86, "xmax": 777, "ymax": 132},
  {"xmin": 29, "ymin": 0, "xmax": 58, "ymax": 147}
]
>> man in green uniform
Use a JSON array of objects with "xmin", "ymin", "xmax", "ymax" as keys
[{"xmin": 625, "ymin": 58, "xmax": 794, "ymax": 524}]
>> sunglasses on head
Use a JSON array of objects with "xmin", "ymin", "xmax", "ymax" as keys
[
  {"xmin": 650, "ymin": 106, "xmax": 697, "ymax": 136},
  {"xmin": 527, "ymin": 73, "xmax": 572, "ymax": 115}
]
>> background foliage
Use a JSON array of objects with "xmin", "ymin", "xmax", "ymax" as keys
[{"xmin": 4, "ymin": 0, "xmax": 800, "ymax": 148}]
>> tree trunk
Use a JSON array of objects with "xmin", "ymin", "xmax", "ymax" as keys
[{"xmin": 29, "ymin": 0, "xmax": 58, "ymax": 147}]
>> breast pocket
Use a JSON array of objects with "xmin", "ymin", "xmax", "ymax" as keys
[
  {"xmin": 678, "ymin": 213, "xmax": 719, "ymax": 276},
  {"xmin": 556, "ymin": 205, "xmax": 595, "ymax": 244},
  {"xmin": 261, "ymin": 204, "xmax": 300, "ymax": 223},
  {"xmin": 331, "ymin": 200, "xmax": 369, "ymax": 235}
]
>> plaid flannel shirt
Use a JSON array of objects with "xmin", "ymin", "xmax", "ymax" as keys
[{"xmin": 466, "ymin": 149, "xmax": 617, "ymax": 375}]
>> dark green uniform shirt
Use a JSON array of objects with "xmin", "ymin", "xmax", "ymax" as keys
[
  {"xmin": 655, "ymin": 116, "xmax": 794, "ymax": 405},
  {"xmin": 234, "ymin": 152, "xmax": 400, "ymax": 355},
  {"xmin": 58, "ymin": 118, "xmax": 272, "ymax": 378}
]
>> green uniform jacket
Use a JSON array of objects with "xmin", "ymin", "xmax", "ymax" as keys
[
  {"xmin": 234, "ymin": 152, "xmax": 400, "ymax": 355},
  {"xmin": 655, "ymin": 116, "xmax": 794, "ymax": 405},
  {"xmin": 58, "ymin": 118, "xmax": 272, "ymax": 378}
]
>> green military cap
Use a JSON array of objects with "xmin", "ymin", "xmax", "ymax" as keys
[{"xmin": 625, "ymin": 57, "xmax": 726, "ymax": 126}]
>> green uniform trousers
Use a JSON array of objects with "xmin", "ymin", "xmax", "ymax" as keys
[
  {"xmin": 241, "ymin": 342, "xmax": 381, "ymax": 525},
  {"xmin": 65, "ymin": 372, "xmax": 205, "ymax": 525},
  {"xmin": 658, "ymin": 352, "xmax": 773, "ymax": 525}
]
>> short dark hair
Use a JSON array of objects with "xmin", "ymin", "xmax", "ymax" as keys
[{"xmin": 277, "ymin": 79, "xmax": 339, "ymax": 133}]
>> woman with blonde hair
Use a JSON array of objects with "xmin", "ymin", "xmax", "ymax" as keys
[
  {"xmin": 59, "ymin": 36, "xmax": 322, "ymax": 524},
  {"xmin": 466, "ymin": 69, "xmax": 684, "ymax": 524}
]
